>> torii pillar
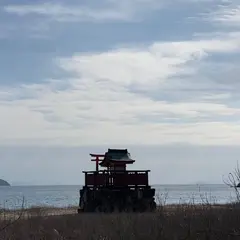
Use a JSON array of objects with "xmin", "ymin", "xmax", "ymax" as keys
[{"xmin": 90, "ymin": 154, "xmax": 105, "ymax": 172}]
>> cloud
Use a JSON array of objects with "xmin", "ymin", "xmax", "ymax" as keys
[
  {"xmin": 0, "ymin": 21, "xmax": 51, "ymax": 39},
  {"xmin": 1, "ymin": 32, "xmax": 240, "ymax": 146},
  {"xmin": 57, "ymin": 36, "xmax": 240, "ymax": 88},
  {"xmin": 3, "ymin": 0, "xmax": 225, "ymax": 23},
  {"xmin": 201, "ymin": 93, "xmax": 231, "ymax": 100},
  {"xmin": 1, "ymin": 0, "xmax": 229, "ymax": 39},
  {"xmin": 3, "ymin": 1, "xmax": 164, "ymax": 23},
  {"xmin": 204, "ymin": 2, "xmax": 240, "ymax": 26}
]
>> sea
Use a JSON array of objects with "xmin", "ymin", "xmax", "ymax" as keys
[{"xmin": 0, "ymin": 184, "xmax": 238, "ymax": 209}]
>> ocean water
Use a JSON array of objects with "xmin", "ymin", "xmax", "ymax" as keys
[{"xmin": 0, "ymin": 184, "xmax": 237, "ymax": 209}]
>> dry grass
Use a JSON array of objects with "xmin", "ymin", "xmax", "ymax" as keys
[
  {"xmin": 0, "ymin": 205, "xmax": 78, "ymax": 220},
  {"xmin": 0, "ymin": 203, "xmax": 240, "ymax": 239}
]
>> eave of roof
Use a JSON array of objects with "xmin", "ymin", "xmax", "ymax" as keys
[{"xmin": 100, "ymin": 159, "xmax": 135, "ymax": 167}]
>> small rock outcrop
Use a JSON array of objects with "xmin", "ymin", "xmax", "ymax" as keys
[{"xmin": 0, "ymin": 179, "xmax": 10, "ymax": 186}]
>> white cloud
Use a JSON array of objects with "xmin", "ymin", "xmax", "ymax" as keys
[
  {"xmin": 3, "ymin": 0, "xmax": 226, "ymax": 23},
  {"xmin": 205, "ymin": 3, "xmax": 240, "ymax": 26},
  {"xmin": 2, "ymin": 0, "xmax": 232, "ymax": 40},
  {"xmin": 201, "ymin": 93, "xmax": 231, "ymax": 100},
  {"xmin": 58, "ymin": 37, "xmax": 240, "ymax": 89},
  {"xmin": 3, "ymin": 1, "xmax": 164, "ymax": 22},
  {"xmin": 1, "ymin": 34, "xmax": 240, "ymax": 146}
]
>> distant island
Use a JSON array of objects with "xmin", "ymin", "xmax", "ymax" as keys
[{"xmin": 0, "ymin": 179, "xmax": 10, "ymax": 186}]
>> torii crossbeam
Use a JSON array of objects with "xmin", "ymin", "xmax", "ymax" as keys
[{"xmin": 90, "ymin": 153, "xmax": 105, "ymax": 171}]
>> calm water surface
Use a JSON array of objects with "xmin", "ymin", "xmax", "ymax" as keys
[{"xmin": 0, "ymin": 184, "xmax": 237, "ymax": 209}]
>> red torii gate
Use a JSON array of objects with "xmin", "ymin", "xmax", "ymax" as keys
[{"xmin": 90, "ymin": 153, "xmax": 105, "ymax": 172}]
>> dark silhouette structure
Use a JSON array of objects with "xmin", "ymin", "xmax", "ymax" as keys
[{"xmin": 78, "ymin": 149, "xmax": 156, "ymax": 213}]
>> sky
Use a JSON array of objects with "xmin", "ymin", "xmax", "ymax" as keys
[{"xmin": 0, "ymin": 0, "xmax": 240, "ymax": 185}]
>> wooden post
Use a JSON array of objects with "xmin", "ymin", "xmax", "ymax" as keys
[
  {"xmin": 90, "ymin": 154, "xmax": 105, "ymax": 172},
  {"xmin": 96, "ymin": 156, "xmax": 99, "ymax": 172}
]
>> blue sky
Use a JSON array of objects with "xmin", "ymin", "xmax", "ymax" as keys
[{"xmin": 1, "ymin": 0, "xmax": 240, "ymax": 185}]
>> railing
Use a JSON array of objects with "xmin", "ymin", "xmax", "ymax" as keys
[{"xmin": 83, "ymin": 170, "xmax": 150, "ymax": 187}]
